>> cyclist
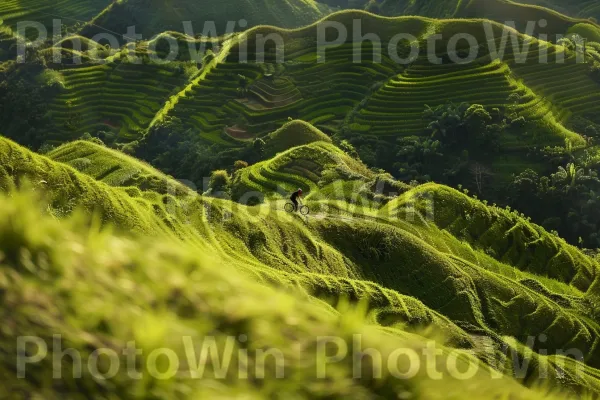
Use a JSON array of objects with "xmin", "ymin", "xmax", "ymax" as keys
[{"xmin": 290, "ymin": 188, "xmax": 303, "ymax": 212}]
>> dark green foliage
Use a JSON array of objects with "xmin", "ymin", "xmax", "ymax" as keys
[
  {"xmin": 0, "ymin": 65, "xmax": 55, "ymax": 149},
  {"xmin": 509, "ymin": 164, "xmax": 600, "ymax": 248},
  {"xmin": 424, "ymin": 102, "xmax": 502, "ymax": 151}
]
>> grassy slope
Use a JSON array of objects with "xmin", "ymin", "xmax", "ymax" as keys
[
  {"xmin": 0, "ymin": 0, "xmax": 111, "ymax": 36},
  {"xmin": 3, "ymin": 133, "xmax": 600, "ymax": 396},
  {"xmin": 319, "ymin": 0, "xmax": 588, "ymax": 32},
  {"xmin": 13, "ymin": 11, "xmax": 584, "ymax": 140},
  {"xmin": 264, "ymin": 119, "xmax": 333, "ymax": 156},
  {"xmin": 48, "ymin": 139, "xmax": 193, "ymax": 196},
  {"xmin": 1, "ymin": 189, "xmax": 580, "ymax": 400},
  {"xmin": 80, "ymin": 0, "xmax": 332, "ymax": 39}
]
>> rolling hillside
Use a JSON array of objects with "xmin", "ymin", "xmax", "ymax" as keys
[
  {"xmin": 4, "ymin": 10, "xmax": 600, "ymax": 248},
  {"xmin": 79, "ymin": 0, "xmax": 333, "ymax": 39},
  {"xmin": 319, "ymin": 0, "xmax": 591, "ymax": 32},
  {"xmin": 2, "ymin": 130, "xmax": 600, "ymax": 397},
  {"xmin": 3, "ymin": 1, "xmax": 600, "ymax": 398},
  {"xmin": 516, "ymin": 0, "xmax": 600, "ymax": 22},
  {"xmin": 29, "ymin": 12, "xmax": 598, "ymax": 147}
]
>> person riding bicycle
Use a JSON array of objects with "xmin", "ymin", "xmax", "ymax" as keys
[{"xmin": 290, "ymin": 188, "xmax": 303, "ymax": 212}]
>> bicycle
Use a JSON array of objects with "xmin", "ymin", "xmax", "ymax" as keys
[{"xmin": 284, "ymin": 202, "xmax": 309, "ymax": 216}]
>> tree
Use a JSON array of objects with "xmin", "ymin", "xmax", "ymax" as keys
[
  {"xmin": 464, "ymin": 104, "xmax": 492, "ymax": 132},
  {"xmin": 469, "ymin": 162, "xmax": 493, "ymax": 195},
  {"xmin": 552, "ymin": 163, "xmax": 585, "ymax": 190},
  {"xmin": 253, "ymin": 138, "xmax": 265, "ymax": 156},
  {"xmin": 423, "ymin": 102, "xmax": 469, "ymax": 146}
]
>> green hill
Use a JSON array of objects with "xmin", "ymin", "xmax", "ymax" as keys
[
  {"xmin": 47, "ymin": 139, "xmax": 193, "ymax": 196},
  {"xmin": 515, "ymin": 0, "xmax": 600, "ymax": 22},
  {"xmin": 3, "ymin": 2, "xmax": 600, "ymax": 397},
  {"xmin": 263, "ymin": 119, "xmax": 332, "ymax": 155},
  {"xmin": 319, "ymin": 0, "xmax": 589, "ymax": 33},
  {"xmin": 7, "ymin": 12, "xmax": 598, "ymax": 154},
  {"xmin": 0, "ymin": 184, "xmax": 585, "ymax": 400},
  {"xmin": 80, "ymin": 0, "xmax": 332, "ymax": 39},
  {"xmin": 10, "ymin": 12, "xmax": 596, "ymax": 145},
  {"xmin": 231, "ymin": 140, "xmax": 375, "ymax": 201},
  {"xmin": 4, "ymin": 11, "xmax": 600, "ymax": 250},
  {"xmin": 0, "ymin": 0, "xmax": 111, "ymax": 38},
  {"xmin": 2, "ymin": 133, "xmax": 600, "ymax": 397}
]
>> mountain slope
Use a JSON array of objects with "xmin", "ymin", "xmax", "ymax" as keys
[
  {"xmin": 1, "ymin": 187, "xmax": 584, "ymax": 400},
  {"xmin": 319, "ymin": 0, "xmax": 590, "ymax": 33},
  {"xmin": 29, "ymin": 12, "xmax": 596, "ymax": 153},
  {"xmin": 80, "ymin": 0, "xmax": 332, "ymax": 39},
  {"xmin": 2, "ymin": 131, "xmax": 600, "ymax": 396},
  {"xmin": 6, "ymin": 11, "xmax": 600, "ymax": 193}
]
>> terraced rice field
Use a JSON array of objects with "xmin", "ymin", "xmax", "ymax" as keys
[
  {"xmin": 511, "ymin": 48, "xmax": 600, "ymax": 121},
  {"xmin": 519, "ymin": 0, "xmax": 600, "ymax": 21},
  {"xmin": 353, "ymin": 57, "xmax": 528, "ymax": 136},
  {"xmin": 82, "ymin": 0, "xmax": 332, "ymax": 39},
  {"xmin": 0, "ymin": 0, "xmax": 110, "ymax": 37},
  {"xmin": 47, "ymin": 60, "xmax": 189, "ymax": 144},
  {"xmin": 235, "ymin": 141, "xmax": 360, "ymax": 196},
  {"xmin": 164, "ymin": 42, "xmax": 403, "ymax": 142},
  {"xmin": 169, "ymin": 63, "xmax": 263, "ymax": 145},
  {"xmin": 159, "ymin": 20, "xmax": 597, "ymax": 148},
  {"xmin": 242, "ymin": 77, "xmax": 302, "ymax": 110},
  {"xmin": 31, "ymin": 13, "xmax": 600, "ymax": 152},
  {"xmin": 48, "ymin": 139, "xmax": 193, "ymax": 195}
]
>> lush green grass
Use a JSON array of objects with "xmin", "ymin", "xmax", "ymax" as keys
[
  {"xmin": 2, "ymin": 132, "xmax": 600, "ymax": 396},
  {"xmin": 48, "ymin": 139, "xmax": 193, "ymax": 196},
  {"xmin": 2, "ymin": 188, "xmax": 591, "ymax": 399},
  {"xmin": 232, "ymin": 140, "xmax": 374, "ymax": 201}
]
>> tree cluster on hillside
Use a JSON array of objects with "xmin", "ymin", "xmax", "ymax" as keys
[
  {"xmin": 339, "ymin": 102, "xmax": 512, "ymax": 190},
  {"xmin": 509, "ymin": 163, "xmax": 600, "ymax": 248},
  {"xmin": 0, "ymin": 61, "xmax": 57, "ymax": 149},
  {"xmin": 132, "ymin": 116, "xmax": 265, "ymax": 188}
]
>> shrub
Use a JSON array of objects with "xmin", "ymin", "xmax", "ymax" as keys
[
  {"xmin": 253, "ymin": 138, "xmax": 265, "ymax": 155},
  {"xmin": 80, "ymin": 132, "xmax": 104, "ymax": 146},
  {"xmin": 234, "ymin": 160, "xmax": 249, "ymax": 171},
  {"xmin": 339, "ymin": 140, "xmax": 360, "ymax": 159},
  {"xmin": 208, "ymin": 170, "xmax": 231, "ymax": 193},
  {"xmin": 38, "ymin": 143, "xmax": 56, "ymax": 154},
  {"xmin": 121, "ymin": 140, "xmax": 140, "ymax": 155},
  {"xmin": 510, "ymin": 116, "xmax": 526, "ymax": 128}
]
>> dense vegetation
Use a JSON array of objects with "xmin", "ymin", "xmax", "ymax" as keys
[
  {"xmin": 3, "ymin": 1, "xmax": 600, "ymax": 397},
  {"xmin": 2, "ymin": 133, "xmax": 600, "ymax": 398}
]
